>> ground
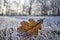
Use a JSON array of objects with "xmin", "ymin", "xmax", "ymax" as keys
[{"xmin": 0, "ymin": 16, "xmax": 60, "ymax": 40}]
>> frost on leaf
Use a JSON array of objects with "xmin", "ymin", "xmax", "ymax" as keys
[{"xmin": 17, "ymin": 19, "xmax": 43, "ymax": 40}]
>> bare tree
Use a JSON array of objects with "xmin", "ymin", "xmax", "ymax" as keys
[{"xmin": 29, "ymin": 0, "xmax": 34, "ymax": 16}]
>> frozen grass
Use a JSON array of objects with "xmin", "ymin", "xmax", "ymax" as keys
[{"xmin": 0, "ymin": 16, "xmax": 60, "ymax": 40}]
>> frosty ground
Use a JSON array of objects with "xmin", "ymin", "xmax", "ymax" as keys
[{"xmin": 0, "ymin": 16, "xmax": 60, "ymax": 40}]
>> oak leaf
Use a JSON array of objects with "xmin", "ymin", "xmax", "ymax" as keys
[{"xmin": 17, "ymin": 19, "xmax": 43, "ymax": 37}]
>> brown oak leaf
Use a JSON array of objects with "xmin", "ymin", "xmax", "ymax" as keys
[{"xmin": 17, "ymin": 19, "xmax": 43, "ymax": 40}]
